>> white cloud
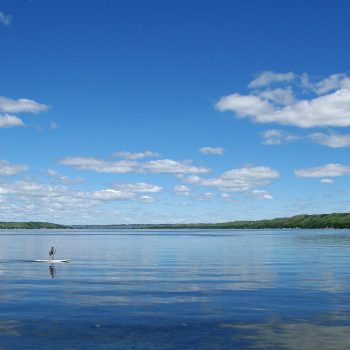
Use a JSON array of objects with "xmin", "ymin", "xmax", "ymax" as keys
[
  {"xmin": 217, "ymin": 93, "xmax": 273, "ymax": 119},
  {"xmin": 112, "ymin": 182, "xmax": 163, "ymax": 193},
  {"xmin": 320, "ymin": 178, "xmax": 334, "ymax": 184},
  {"xmin": 143, "ymin": 159, "xmax": 210, "ymax": 174},
  {"xmin": 251, "ymin": 190, "xmax": 273, "ymax": 200},
  {"xmin": 47, "ymin": 169, "xmax": 82, "ymax": 184},
  {"xmin": 0, "ymin": 96, "xmax": 49, "ymax": 130},
  {"xmin": 200, "ymin": 192, "xmax": 215, "ymax": 199},
  {"xmin": 217, "ymin": 89, "xmax": 350, "ymax": 128},
  {"xmin": 113, "ymin": 150, "xmax": 159, "ymax": 160},
  {"xmin": 138, "ymin": 195, "xmax": 154, "ymax": 203},
  {"xmin": 0, "ymin": 11, "xmax": 12, "ymax": 26},
  {"xmin": 174, "ymin": 185, "xmax": 191, "ymax": 196},
  {"xmin": 261, "ymin": 130, "xmax": 350, "ymax": 148},
  {"xmin": 217, "ymin": 72, "xmax": 350, "ymax": 128},
  {"xmin": 248, "ymin": 71, "xmax": 296, "ymax": 88},
  {"xmin": 0, "ymin": 178, "xmax": 159, "ymax": 217},
  {"xmin": 308, "ymin": 132, "xmax": 350, "ymax": 148},
  {"xmin": 182, "ymin": 166, "xmax": 279, "ymax": 192},
  {"xmin": 0, "ymin": 177, "xmax": 163, "ymax": 223},
  {"xmin": 193, "ymin": 192, "xmax": 216, "ymax": 201},
  {"xmin": 91, "ymin": 183, "xmax": 160, "ymax": 202},
  {"xmin": 176, "ymin": 175, "xmax": 202, "ymax": 184},
  {"xmin": 199, "ymin": 146, "xmax": 225, "ymax": 155},
  {"xmin": 0, "ymin": 96, "xmax": 49, "ymax": 114},
  {"xmin": 299, "ymin": 73, "xmax": 313, "ymax": 91},
  {"xmin": 174, "ymin": 185, "xmax": 190, "ymax": 192},
  {"xmin": 0, "ymin": 160, "xmax": 28, "ymax": 176},
  {"xmin": 59, "ymin": 156, "xmax": 211, "ymax": 175},
  {"xmin": 48, "ymin": 169, "xmax": 63, "ymax": 178},
  {"xmin": 295, "ymin": 163, "xmax": 350, "ymax": 178},
  {"xmin": 0, "ymin": 180, "xmax": 100, "ymax": 223},
  {"xmin": 314, "ymin": 73, "xmax": 350, "ymax": 94},
  {"xmin": 261, "ymin": 129, "xmax": 299, "ymax": 145},
  {"xmin": 258, "ymin": 87, "xmax": 295, "ymax": 105},
  {"xmin": 0, "ymin": 114, "xmax": 24, "ymax": 128},
  {"xmin": 59, "ymin": 157, "xmax": 137, "ymax": 173},
  {"xmin": 91, "ymin": 189, "xmax": 136, "ymax": 201},
  {"xmin": 0, "ymin": 180, "xmax": 71, "ymax": 197}
]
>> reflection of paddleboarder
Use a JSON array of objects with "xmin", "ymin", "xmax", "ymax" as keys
[
  {"xmin": 49, "ymin": 246, "xmax": 56, "ymax": 261},
  {"xmin": 49, "ymin": 265, "xmax": 56, "ymax": 278}
]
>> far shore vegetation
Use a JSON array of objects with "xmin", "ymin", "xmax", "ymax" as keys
[
  {"xmin": 1, "ymin": 213, "xmax": 350, "ymax": 230},
  {"xmin": 0, "ymin": 222, "xmax": 67, "ymax": 230}
]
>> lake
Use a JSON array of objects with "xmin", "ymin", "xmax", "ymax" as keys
[{"xmin": 0, "ymin": 229, "xmax": 350, "ymax": 349}]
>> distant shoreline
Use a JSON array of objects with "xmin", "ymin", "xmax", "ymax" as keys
[{"xmin": 1, "ymin": 213, "xmax": 350, "ymax": 230}]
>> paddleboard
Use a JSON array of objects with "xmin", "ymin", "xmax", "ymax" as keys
[{"xmin": 33, "ymin": 259, "xmax": 70, "ymax": 263}]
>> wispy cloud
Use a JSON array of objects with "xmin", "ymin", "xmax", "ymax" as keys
[
  {"xmin": 0, "ymin": 180, "xmax": 100, "ymax": 223},
  {"xmin": 261, "ymin": 129, "xmax": 350, "ymax": 148},
  {"xmin": 261, "ymin": 129, "xmax": 299, "ymax": 145},
  {"xmin": 112, "ymin": 182, "xmax": 163, "ymax": 193},
  {"xmin": 307, "ymin": 132, "xmax": 350, "ymax": 148},
  {"xmin": 59, "ymin": 156, "xmax": 211, "ymax": 175},
  {"xmin": 0, "ymin": 160, "xmax": 28, "ymax": 176},
  {"xmin": 49, "ymin": 122, "xmax": 59, "ymax": 130},
  {"xmin": 0, "ymin": 96, "xmax": 49, "ymax": 129},
  {"xmin": 47, "ymin": 169, "xmax": 82, "ymax": 184},
  {"xmin": 0, "ymin": 96, "xmax": 49, "ymax": 114},
  {"xmin": 313, "ymin": 73, "xmax": 350, "ymax": 94},
  {"xmin": 194, "ymin": 192, "xmax": 216, "ymax": 201},
  {"xmin": 251, "ymin": 190, "xmax": 273, "ymax": 200},
  {"xmin": 91, "ymin": 189, "xmax": 141, "ymax": 201},
  {"xmin": 113, "ymin": 150, "xmax": 159, "ymax": 160},
  {"xmin": 59, "ymin": 157, "xmax": 136, "ymax": 174},
  {"xmin": 295, "ymin": 163, "xmax": 350, "ymax": 178},
  {"xmin": 199, "ymin": 146, "xmax": 225, "ymax": 155},
  {"xmin": 0, "ymin": 178, "xmax": 161, "ymax": 222},
  {"xmin": 0, "ymin": 114, "xmax": 24, "ymax": 128},
  {"xmin": 143, "ymin": 159, "xmax": 210, "ymax": 174},
  {"xmin": 258, "ymin": 87, "xmax": 295, "ymax": 105},
  {"xmin": 180, "ymin": 166, "xmax": 279, "ymax": 192},
  {"xmin": 0, "ymin": 11, "xmax": 12, "ymax": 26},
  {"xmin": 248, "ymin": 71, "xmax": 296, "ymax": 88},
  {"xmin": 174, "ymin": 185, "xmax": 191, "ymax": 196},
  {"xmin": 320, "ymin": 178, "xmax": 334, "ymax": 184},
  {"xmin": 217, "ymin": 72, "xmax": 350, "ymax": 128}
]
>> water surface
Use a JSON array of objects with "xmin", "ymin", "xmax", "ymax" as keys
[{"xmin": 0, "ymin": 229, "xmax": 350, "ymax": 349}]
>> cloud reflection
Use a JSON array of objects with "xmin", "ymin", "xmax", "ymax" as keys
[
  {"xmin": 220, "ymin": 321, "xmax": 350, "ymax": 350},
  {"xmin": 0, "ymin": 320, "xmax": 20, "ymax": 336}
]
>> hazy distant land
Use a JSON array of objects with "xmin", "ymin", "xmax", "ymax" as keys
[{"xmin": 1, "ymin": 213, "xmax": 350, "ymax": 230}]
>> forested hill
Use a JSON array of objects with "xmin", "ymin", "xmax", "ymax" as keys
[
  {"xmin": 0, "ymin": 222, "xmax": 68, "ymax": 229},
  {"xmin": 1, "ymin": 213, "xmax": 350, "ymax": 229},
  {"xmin": 73, "ymin": 213, "xmax": 350, "ymax": 229},
  {"xmin": 197, "ymin": 213, "xmax": 350, "ymax": 229}
]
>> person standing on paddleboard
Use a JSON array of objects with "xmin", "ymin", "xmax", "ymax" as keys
[{"xmin": 49, "ymin": 246, "xmax": 56, "ymax": 261}]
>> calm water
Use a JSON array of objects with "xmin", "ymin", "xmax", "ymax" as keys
[{"xmin": 1, "ymin": 229, "xmax": 350, "ymax": 349}]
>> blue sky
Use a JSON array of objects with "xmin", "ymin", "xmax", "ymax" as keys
[{"xmin": 1, "ymin": 0, "xmax": 350, "ymax": 224}]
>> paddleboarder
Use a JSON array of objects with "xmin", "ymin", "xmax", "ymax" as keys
[{"xmin": 49, "ymin": 246, "xmax": 56, "ymax": 261}]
